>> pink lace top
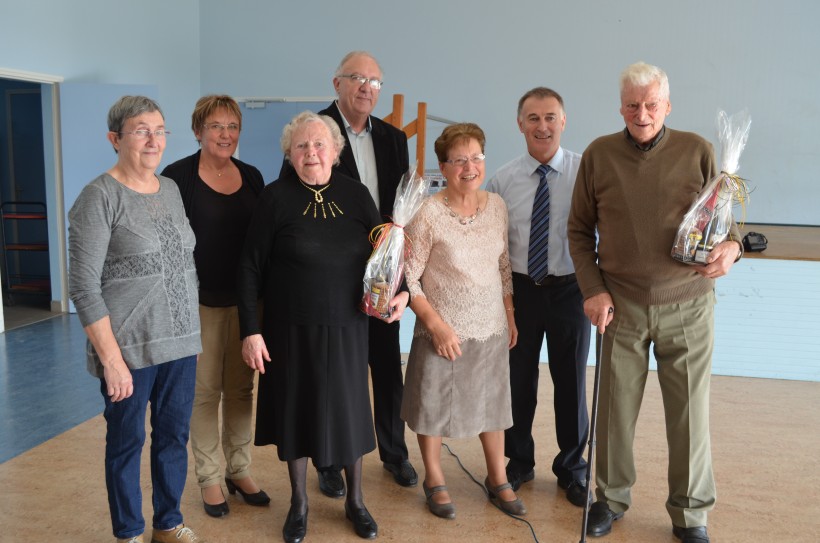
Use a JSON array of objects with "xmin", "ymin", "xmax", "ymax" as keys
[{"xmin": 405, "ymin": 193, "xmax": 513, "ymax": 342}]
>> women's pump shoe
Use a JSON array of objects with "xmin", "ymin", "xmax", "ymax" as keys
[
  {"xmin": 225, "ymin": 477, "xmax": 271, "ymax": 506},
  {"xmin": 201, "ymin": 487, "xmax": 229, "ymax": 518},
  {"xmin": 422, "ymin": 481, "xmax": 456, "ymax": 519},
  {"xmin": 485, "ymin": 477, "xmax": 527, "ymax": 516}
]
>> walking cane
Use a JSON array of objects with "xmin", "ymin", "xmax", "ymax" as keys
[{"xmin": 579, "ymin": 310, "xmax": 609, "ymax": 543}]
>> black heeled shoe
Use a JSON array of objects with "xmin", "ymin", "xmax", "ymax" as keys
[
  {"xmin": 225, "ymin": 477, "xmax": 271, "ymax": 506},
  {"xmin": 202, "ymin": 487, "xmax": 229, "ymax": 518},
  {"xmin": 344, "ymin": 501, "xmax": 378, "ymax": 539},
  {"xmin": 283, "ymin": 505, "xmax": 308, "ymax": 543}
]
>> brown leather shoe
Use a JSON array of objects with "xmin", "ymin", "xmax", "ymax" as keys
[
  {"xmin": 150, "ymin": 524, "xmax": 207, "ymax": 543},
  {"xmin": 117, "ymin": 536, "xmax": 144, "ymax": 543}
]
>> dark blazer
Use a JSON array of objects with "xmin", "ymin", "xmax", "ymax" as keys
[{"xmin": 280, "ymin": 101, "xmax": 410, "ymax": 218}]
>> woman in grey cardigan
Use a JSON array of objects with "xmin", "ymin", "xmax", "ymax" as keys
[{"xmin": 68, "ymin": 96, "xmax": 205, "ymax": 543}]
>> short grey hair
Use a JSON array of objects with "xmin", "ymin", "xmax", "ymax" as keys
[
  {"xmin": 334, "ymin": 50, "xmax": 383, "ymax": 78},
  {"xmin": 280, "ymin": 110, "xmax": 346, "ymax": 165},
  {"xmin": 619, "ymin": 62, "xmax": 670, "ymax": 101},
  {"xmin": 107, "ymin": 95, "xmax": 164, "ymax": 134}
]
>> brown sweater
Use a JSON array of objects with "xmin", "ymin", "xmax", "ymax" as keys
[{"xmin": 568, "ymin": 128, "xmax": 739, "ymax": 306}]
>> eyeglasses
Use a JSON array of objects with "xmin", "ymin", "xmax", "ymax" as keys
[
  {"xmin": 337, "ymin": 74, "xmax": 383, "ymax": 90},
  {"xmin": 118, "ymin": 129, "xmax": 170, "ymax": 139},
  {"xmin": 623, "ymin": 101, "xmax": 663, "ymax": 113},
  {"xmin": 203, "ymin": 123, "xmax": 240, "ymax": 133},
  {"xmin": 444, "ymin": 153, "xmax": 486, "ymax": 167}
]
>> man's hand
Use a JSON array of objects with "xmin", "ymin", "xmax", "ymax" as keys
[
  {"xmin": 695, "ymin": 240, "xmax": 741, "ymax": 279},
  {"xmin": 584, "ymin": 292, "xmax": 615, "ymax": 334}
]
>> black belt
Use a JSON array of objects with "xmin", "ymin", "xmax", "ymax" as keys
[{"xmin": 513, "ymin": 271, "xmax": 576, "ymax": 287}]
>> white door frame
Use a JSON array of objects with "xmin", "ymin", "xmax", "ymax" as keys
[{"xmin": 0, "ymin": 68, "xmax": 66, "ymax": 333}]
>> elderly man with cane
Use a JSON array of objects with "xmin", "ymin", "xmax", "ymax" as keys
[{"xmin": 568, "ymin": 61, "xmax": 742, "ymax": 543}]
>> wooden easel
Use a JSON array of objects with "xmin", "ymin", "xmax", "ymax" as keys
[{"xmin": 383, "ymin": 94, "xmax": 427, "ymax": 174}]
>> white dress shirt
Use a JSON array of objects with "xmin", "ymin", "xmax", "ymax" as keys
[
  {"xmin": 487, "ymin": 147, "xmax": 581, "ymax": 277},
  {"xmin": 337, "ymin": 105, "xmax": 379, "ymax": 210}
]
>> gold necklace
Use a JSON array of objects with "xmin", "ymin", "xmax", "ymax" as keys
[
  {"xmin": 300, "ymin": 179, "xmax": 344, "ymax": 219},
  {"xmin": 443, "ymin": 195, "xmax": 480, "ymax": 225}
]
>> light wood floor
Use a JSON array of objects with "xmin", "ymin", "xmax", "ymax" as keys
[{"xmin": 2, "ymin": 368, "xmax": 819, "ymax": 542}]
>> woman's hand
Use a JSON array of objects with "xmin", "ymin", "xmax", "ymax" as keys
[
  {"xmin": 429, "ymin": 320, "xmax": 463, "ymax": 361},
  {"xmin": 103, "ymin": 358, "xmax": 134, "ymax": 402},
  {"xmin": 503, "ymin": 295, "xmax": 517, "ymax": 349},
  {"xmin": 242, "ymin": 334, "xmax": 271, "ymax": 374},
  {"xmin": 507, "ymin": 313, "xmax": 518, "ymax": 349},
  {"xmin": 383, "ymin": 291, "xmax": 410, "ymax": 323}
]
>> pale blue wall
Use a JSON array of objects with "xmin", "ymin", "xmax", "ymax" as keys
[
  {"xmin": 0, "ymin": 0, "xmax": 201, "ymax": 165},
  {"xmin": 199, "ymin": 0, "xmax": 820, "ymax": 226},
  {"xmin": 2, "ymin": 0, "xmax": 818, "ymax": 222}
]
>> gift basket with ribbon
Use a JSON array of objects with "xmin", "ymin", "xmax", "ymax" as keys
[
  {"xmin": 362, "ymin": 164, "xmax": 430, "ymax": 318},
  {"xmin": 672, "ymin": 109, "xmax": 752, "ymax": 265}
]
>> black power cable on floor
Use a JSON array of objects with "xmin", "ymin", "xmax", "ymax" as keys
[{"xmin": 441, "ymin": 442, "xmax": 540, "ymax": 543}]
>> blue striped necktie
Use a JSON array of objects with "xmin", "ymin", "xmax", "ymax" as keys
[{"xmin": 528, "ymin": 164, "xmax": 552, "ymax": 284}]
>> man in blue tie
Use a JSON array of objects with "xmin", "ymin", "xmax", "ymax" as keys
[{"xmin": 487, "ymin": 87, "xmax": 591, "ymax": 507}]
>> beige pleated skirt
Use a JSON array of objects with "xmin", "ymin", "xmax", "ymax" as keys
[{"xmin": 401, "ymin": 333, "xmax": 512, "ymax": 439}]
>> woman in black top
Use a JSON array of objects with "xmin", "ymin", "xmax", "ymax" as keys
[
  {"xmin": 237, "ymin": 111, "xmax": 408, "ymax": 543},
  {"xmin": 161, "ymin": 95, "xmax": 269, "ymax": 518}
]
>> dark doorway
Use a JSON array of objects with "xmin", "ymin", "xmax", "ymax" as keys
[{"xmin": 0, "ymin": 78, "xmax": 54, "ymax": 328}]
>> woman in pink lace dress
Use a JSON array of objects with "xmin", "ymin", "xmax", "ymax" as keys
[{"xmin": 401, "ymin": 123, "xmax": 526, "ymax": 519}]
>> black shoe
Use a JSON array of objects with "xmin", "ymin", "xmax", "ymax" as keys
[
  {"xmin": 673, "ymin": 525, "xmax": 710, "ymax": 543},
  {"xmin": 383, "ymin": 460, "xmax": 418, "ymax": 487},
  {"xmin": 586, "ymin": 501, "xmax": 624, "ymax": 537},
  {"xmin": 202, "ymin": 487, "xmax": 229, "ymax": 518},
  {"xmin": 317, "ymin": 468, "xmax": 346, "ymax": 498},
  {"xmin": 559, "ymin": 479, "xmax": 591, "ymax": 508},
  {"xmin": 203, "ymin": 500, "xmax": 229, "ymax": 518},
  {"xmin": 505, "ymin": 468, "xmax": 535, "ymax": 492},
  {"xmin": 344, "ymin": 502, "xmax": 378, "ymax": 539},
  {"xmin": 225, "ymin": 477, "xmax": 271, "ymax": 506},
  {"xmin": 282, "ymin": 505, "xmax": 308, "ymax": 543}
]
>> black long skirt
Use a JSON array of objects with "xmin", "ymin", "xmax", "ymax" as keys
[{"xmin": 254, "ymin": 319, "xmax": 376, "ymax": 466}]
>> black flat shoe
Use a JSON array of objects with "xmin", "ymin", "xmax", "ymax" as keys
[
  {"xmin": 344, "ymin": 501, "xmax": 378, "ymax": 539},
  {"xmin": 202, "ymin": 488, "xmax": 229, "ymax": 518},
  {"xmin": 283, "ymin": 505, "xmax": 308, "ymax": 543},
  {"xmin": 586, "ymin": 501, "xmax": 624, "ymax": 537},
  {"xmin": 560, "ymin": 479, "xmax": 591, "ymax": 508},
  {"xmin": 383, "ymin": 460, "xmax": 418, "ymax": 487},
  {"xmin": 505, "ymin": 468, "xmax": 535, "ymax": 492},
  {"xmin": 673, "ymin": 525, "xmax": 710, "ymax": 543},
  {"xmin": 317, "ymin": 468, "xmax": 346, "ymax": 498},
  {"xmin": 225, "ymin": 477, "xmax": 271, "ymax": 506}
]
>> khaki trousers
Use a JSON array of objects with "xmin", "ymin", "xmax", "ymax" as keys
[
  {"xmin": 190, "ymin": 305, "xmax": 256, "ymax": 487},
  {"xmin": 595, "ymin": 291, "xmax": 716, "ymax": 527}
]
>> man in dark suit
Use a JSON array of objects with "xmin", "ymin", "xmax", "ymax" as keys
[{"xmin": 281, "ymin": 51, "xmax": 417, "ymax": 497}]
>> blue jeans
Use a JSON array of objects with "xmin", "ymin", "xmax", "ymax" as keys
[{"xmin": 101, "ymin": 355, "xmax": 197, "ymax": 539}]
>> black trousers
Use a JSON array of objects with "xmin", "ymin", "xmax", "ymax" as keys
[
  {"xmin": 316, "ymin": 317, "xmax": 408, "ymax": 470},
  {"xmin": 505, "ymin": 272, "xmax": 591, "ymax": 484},
  {"xmin": 367, "ymin": 316, "xmax": 409, "ymax": 465}
]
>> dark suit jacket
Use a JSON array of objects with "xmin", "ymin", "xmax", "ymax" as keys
[{"xmin": 280, "ymin": 101, "xmax": 410, "ymax": 218}]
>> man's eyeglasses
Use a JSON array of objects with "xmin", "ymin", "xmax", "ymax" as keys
[
  {"xmin": 444, "ymin": 153, "xmax": 486, "ymax": 167},
  {"xmin": 203, "ymin": 123, "xmax": 240, "ymax": 133},
  {"xmin": 337, "ymin": 74, "xmax": 383, "ymax": 90},
  {"xmin": 118, "ymin": 129, "xmax": 170, "ymax": 139}
]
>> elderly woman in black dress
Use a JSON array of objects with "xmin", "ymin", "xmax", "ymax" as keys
[{"xmin": 237, "ymin": 110, "xmax": 408, "ymax": 543}]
